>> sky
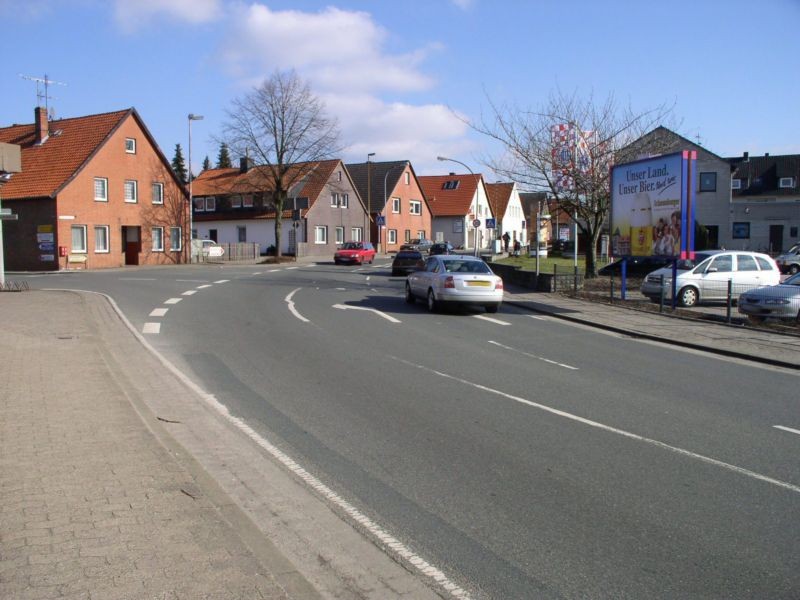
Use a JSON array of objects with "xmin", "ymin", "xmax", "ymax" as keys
[{"xmin": 1, "ymin": 0, "xmax": 799, "ymax": 181}]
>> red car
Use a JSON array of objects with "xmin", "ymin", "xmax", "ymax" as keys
[{"xmin": 334, "ymin": 241, "xmax": 376, "ymax": 265}]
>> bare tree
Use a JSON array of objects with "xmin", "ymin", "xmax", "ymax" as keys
[
  {"xmin": 471, "ymin": 89, "xmax": 675, "ymax": 277},
  {"xmin": 141, "ymin": 161, "xmax": 190, "ymax": 264},
  {"xmin": 220, "ymin": 70, "xmax": 342, "ymax": 258}
]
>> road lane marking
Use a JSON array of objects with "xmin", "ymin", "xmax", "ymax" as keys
[
  {"xmin": 774, "ymin": 425, "xmax": 800, "ymax": 436},
  {"xmin": 176, "ymin": 279, "xmax": 208, "ymax": 283},
  {"xmin": 164, "ymin": 298, "xmax": 182, "ymax": 305},
  {"xmin": 149, "ymin": 308, "xmax": 168, "ymax": 317},
  {"xmin": 214, "ymin": 279, "xmax": 230, "ymax": 284},
  {"xmin": 253, "ymin": 272, "xmax": 262, "ymax": 275},
  {"xmin": 102, "ymin": 295, "xmax": 470, "ymax": 600},
  {"xmin": 120, "ymin": 277, "xmax": 157, "ymax": 281},
  {"xmin": 332, "ymin": 304, "xmax": 401, "ymax": 323},
  {"xmin": 285, "ymin": 288, "xmax": 310, "ymax": 323},
  {"xmin": 197, "ymin": 284, "xmax": 213, "ymax": 289},
  {"xmin": 393, "ymin": 357, "xmax": 800, "ymax": 496},
  {"xmin": 269, "ymin": 269, "xmax": 281, "ymax": 273},
  {"xmin": 142, "ymin": 322, "xmax": 161, "ymax": 334},
  {"xmin": 488, "ymin": 341, "xmax": 578, "ymax": 370},
  {"xmin": 181, "ymin": 290, "xmax": 197, "ymax": 296},
  {"xmin": 474, "ymin": 315, "xmax": 510, "ymax": 326},
  {"xmin": 286, "ymin": 266, "xmax": 299, "ymax": 270},
  {"xmin": 529, "ymin": 315, "xmax": 548, "ymax": 321}
]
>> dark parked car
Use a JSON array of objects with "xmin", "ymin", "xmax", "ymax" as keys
[
  {"xmin": 391, "ymin": 250, "xmax": 424, "ymax": 276},
  {"xmin": 399, "ymin": 238, "xmax": 434, "ymax": 253},
  {"xmin": 598, "ymin": 256, "xmax": 672, "ymax": 277},
  {"xmin": 429, "ymin": 242, "xmax": 454, "ymax": 255}
]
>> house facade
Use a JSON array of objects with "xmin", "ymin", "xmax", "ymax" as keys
[
  {"xmin": 486, "ymin": 182, "xmax": 527, "ymax": 248},
  {"xmin": 191, "ymin": 159, "xmax": 368, "ymax": 258},
  {"xmin": 726, "ymin": 152, "xmax": 799, "ymax": 254},
  {"xmin": 346, "ymin": 160, "xmax": 431, "ymax": 253},
  {"xmin": 0, "ymin": 107, "xmax": 188, "ymax": 271},
  {"xmin": 418, "ymin": 173, "xmax": 492, "ymax": 251}
]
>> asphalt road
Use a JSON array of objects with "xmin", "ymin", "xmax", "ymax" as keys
[{"xmin": 25, "ymin": 261, "xmax": 800, "ymax": 599}]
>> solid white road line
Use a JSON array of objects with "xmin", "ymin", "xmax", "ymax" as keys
[
  {"xmin": 149, "ymin": 308, "xmax": 168, "ymax": 317},
  {"xmin": 332, "ymin": 304, "xmax": 401, "ymax": 323},
  {"xmin": 774, "ymin": 425, "xmax": 800, "ymax": 436},
  {"xmin": 120, "ymin": 277, "xmax": 157, "ymax": 281},
  {"xmin": 214, "ymin": 279, "xmax": 230, "ymax": 284},
  {"xmin": 473, "ymin": 315, "xmax": 511, "ymax": 326},
  {"xmin": 182, "ymin": 290, "xmax": 197, "ymax": 296},
  {"xmin": 164, "ymin": 298, "xmax": 182, "ymax": 305},
  {"xmin": 142, "ymin": 322, "xmax": 161, "ymax": 334},
  {"xmin": 488, "ymin": 340, "xmax": 578, "ymax": 370},
  {"xmin": 529, "ymin": 315, "xmax": 548, "ymax": 321},
  {"xmin": 99, "ymin": 293, "xmax": 470, "ymax": 600},
  {"xmin": 285, "ymin": 288, "xmax": 310, "ymax": 323},
  {"xmin": 393, "ymin": 356, "xmax": 800, "ymax": 496}
]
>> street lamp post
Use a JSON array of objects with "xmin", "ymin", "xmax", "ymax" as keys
[
  {"xmin": 437, "ymin": 156, "xmax": 479, "ymax": 256},
  {"xmin": 366, "ymin": 152, "xmax": 375, "ymax": 244},
  {"xmin": 188, "ymin": 113, "xmax": 203, "ymax": 263}
]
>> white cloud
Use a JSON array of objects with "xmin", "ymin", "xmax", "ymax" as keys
[
  {"xmin": 450, "ymin": 0, "xmax": 475, "ymax": 10},
  {"xmin": 113, "ymin": 0, "xmax": 221, "ymax": 31}
]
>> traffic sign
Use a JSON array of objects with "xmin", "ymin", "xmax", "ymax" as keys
[
  {"xmin": 376, "ymin": 215, "xmax": 385, "ymax": 226},
  {"xmin": 486, "ymin": 218, "xmax": 496, "ymax": 229},
  {"xmin": 472, "ymin": 219, "xmax": 481, "ymax": 228}
]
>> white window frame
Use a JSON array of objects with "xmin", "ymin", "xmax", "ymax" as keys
[
  {"xmin": 94, "ymin": 177, "xmax": 108, "ymax": 202},
  {"xmin": 731, "ymin": 178, "xmax": 742, "ymax": 190},
  {"xmin": 417, "ymin": 230, "xmax": 426, "ymax": 239},
  {"xmin": 331, "ymin": 193, "xmax": 339, "ymax": 207},
  {"xmin": 125, "ymin": 138, "xmax": 136, "ymax": 154},
  {"xmin": 151, "ymin": 227, "xmax": 164, "ymax": 252},
  {"xmin": 314, "ymin": 226, "xmax": 328, "ymax": 244},
  {"xmin": 231, "ymin": 194, "xmax": 242, "ymax": 208},
  {"xmin": 779, "ymin": 177, "xmax": 795, "ymax": 188},
  {"xmin": 237, "ymin": 226, "xmax": 247, "ymax": 242},
  {"xmin": 94, "ymin": 225, "xmax": 110, "ymax": 253},
  {"xmin": 388, "ymin": 229, "xmax": 397, "ymax": 244},
  {"xmin": 351, "ymin": 227, "xmax": 362, "ymax": 242},
  {"xmin": 337, "ymin": 171, "xmax": 343, "ymax": 182},
  {"xmin": 151, "ymin": 182, "xmax": 164, "ymax": 205},
  {"xmin": 205, "ymin": 197, "xmax": 216, "ymax": 211},
  {"xmin": 71, "ymin": 225, "xmax": 87, "ymax": 253},
  {"xmin": 341, "ymin": 193, "xmax": 349, "ymax": 208},
  {"xmin": 392, "ymin": 197, "xmax": 401, "ymax": 213},
  {"xmin": 243, "ymin": 195, "xmax": 254, "ymax": 207},
  {"xmin": 405, "ymin": 172, "xmax": 410, "ymax": 185},
  {"xmin": 124, "ymin": 180, "xmax": 138, "ymax": 203},
  {"xmin": 170, "ymin": 227, "xmax": 182, "ymax": 252},
  {"xmin": 335, "ymin": 226, "xmax": 344, "ymax": 244},
  {"xmin": 193, "ymin": 197, "xmax": 205, "ymax": 212},
  {"xmin": 410, "ymin": 200, "xmax": 422, "ymax": 215}
]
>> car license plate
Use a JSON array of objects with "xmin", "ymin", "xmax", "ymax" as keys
[{"xmin": 467, "ymin": 280, "xmax": 491, "ymax": 287}]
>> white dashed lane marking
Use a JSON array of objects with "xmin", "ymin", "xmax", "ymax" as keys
[
  {"xmin": 214, "ymin": 279, "xmax": 230, "ymax": 284},
  {"xmin": 149, "ymin": 308, "xmax": 168, "ymax": 317},
  {"xmin": 774, "ymin": 425, "xmax": 800, "ymax": 437},
  {"xmin": 473, "ymin": 315, "xmax": 510, "ymax": 326},
  {"xmin": 488, "ymin": 340, "xmax": 578, "ymax": 370},
  {"xmin": 182, "ymin": 290, "xmax": 197, "ymax": 296},
  {"xmin": 164, "ymin": 298, "xmax": 182, "ymax": 305},
  {"xmin": 197, "ymin": 284, "xmax": 213, "ymax": 289},
  {"xmin": 142, "ymin": 322, "xmax": 161, "ymax": 334}
]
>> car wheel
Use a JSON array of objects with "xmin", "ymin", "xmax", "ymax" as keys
[
  {"xmin": 405, "ymin": 283, "xmax": 416, "ymax": 304},
  {"xmin": 790, "ymin": 264, "xmax": 800, "ymax": 275},
  {"xmin": 485, "ymin": 303, "xmax": 500, "ymax": 314},
  {"xmin": 426, "ymin": 289, "xmax": 438, "ymax": 312},
  {"xmin": 678, "ymin": 286, "xmax": 698, "ymax": 307}
]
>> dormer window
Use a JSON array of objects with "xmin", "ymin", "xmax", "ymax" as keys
[
  {"xmin": 443, "ymin": 180, "xmax": 460, "ymax": 190},
  {"xmin": 125, "ymin": 138, "xmax": 136, "ymax": 154},
  {"xmin": 779, "ymin": 177, "xmax": 795, "ymax": 188}
]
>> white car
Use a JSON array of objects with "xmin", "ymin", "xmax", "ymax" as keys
[
  {"xmin": 405, "ymin": 255, "xmax": 504, "ymax": 313},
  {"xmin": 640, "ymin": 250, "xmax": 780, "ymax": 307},
  {"xmin": 775, "ymin": 243, "xmax": 800, "ymax": 275}
]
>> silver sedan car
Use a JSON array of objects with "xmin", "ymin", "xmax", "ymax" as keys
[
  {"xmin": 738, "ymin": 272, "xmax": 800, "ymax": 322},
  {"xmin": 405, "ymin": 255, "xmax": 504, "ymax": 313}
]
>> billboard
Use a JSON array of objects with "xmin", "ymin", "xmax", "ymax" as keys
[{"xmin": 610, "ymin": 151, "xmax": 696, "ymax": 258}]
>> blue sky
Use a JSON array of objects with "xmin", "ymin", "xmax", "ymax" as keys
[{"xmin": 1, "ymin": 0, "xmax": 798, "ymax": 178}]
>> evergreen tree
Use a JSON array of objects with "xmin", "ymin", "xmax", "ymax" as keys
[
  {"xmin": 202, "ymin": 155, "xmax": 212, "ymax": 171},
  {"xmin": 216, "ymin": 143, "xmax": 233, "ymax": 169},
  {"xmin": 171, "ymin": 144, "xmax": 188, "ymax": 185}
]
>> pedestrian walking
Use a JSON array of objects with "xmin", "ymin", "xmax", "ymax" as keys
[{"xmin": 502, "ymin": 232, "xmax": 511, "ymax": 253}]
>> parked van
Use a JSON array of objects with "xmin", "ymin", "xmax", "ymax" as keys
[
  {"xmin": 775, "ymin": 243, "xmax": 800, "ymax": 275},
  {"xmin": 640, "ymin": 250, "xmax": 781, "ymax": 307}
]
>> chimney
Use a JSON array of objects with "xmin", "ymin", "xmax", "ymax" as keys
[
  {"xmin": 449, "ymin": 172, "xmax": 456, "ymax": 176},
  {"xmin": 239, "ymin": 157, "xmax": 252, "ymax": 173},
  {"xmin": 34, "ymin": 106, "xmax": 49, "ymax": 144},
  {"xmin": 765, "ymin": 152, "xmax": 769, "ymax": 157},
  {"xmin": 743, "ymin": 151, "xmax": 749, "ymax": 161}
]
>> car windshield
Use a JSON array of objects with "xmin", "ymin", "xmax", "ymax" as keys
[
  {"xmin": 675, "ymin": 252, "xmax": 716, "ymax": 270},
  {"xmin": 784, "ymin": 273, "xmax": 800, "ymax": 286},
  {"xmin": 342, "ymin": 242, "xmax": 362, "ymax": 250},
  {"xmin": 443, "ymin": 260, "xmax": 492, "ymax": 274}
]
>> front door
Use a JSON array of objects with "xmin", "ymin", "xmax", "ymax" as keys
[
  {"xmin": 769, "ymin": 225, "xmax": 783, "ymax": 254},
  {"xmin": 123, "ymin": 226, "xmax": 140, "ymax": 265}
]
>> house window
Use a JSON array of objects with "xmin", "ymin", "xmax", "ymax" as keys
[
  {"xmin": 314, "ymin": 226, "xmax": 327, "ymax": 244},
  {"xmin": 205, "ymin": 197, "xmax": 216, "ymax": 212},
  {"xmin": 170, "ymin": 227, "xmax": 182, "ymax": 251},
  {"xmin": 71, "ymin": 225, "xmax": 87, "ymax": 253},
  {"xmin": 231, "ymin": 195, "xmax": 242, "ymax": 208},
  {"xmin": 417, "ymin": 230, "xmax": 425, "ymax": 239},
  {"xmin": 94, "ymin": 177, "xmax": 108, "ymax": 202},
  {"xmin": 193, "ymin": 197, "xmax": 205, "ymax": 212},
  {"xmin": 405, "ymin": 172, "xmax": 410, "ymax": 185},
  {"xmin": 335, "ymin": 226, "xmax": 344, "ymax": 244},
  {"xmin": 337, "ymin": 171, "xmax": 342, "ymax": 182},
  {"xmin": 405, "ymin": 229, "xmax": 411, "ymax": 242},
  {"xmin": 94, "ymin": 226, "xmax": 109, "ymax": 253},
  {"xmin": 731, "ymin": 178, "xmax": 741, "ymax": 190},
  {"xmin": 152, "ymin": 182, "xmax": 164, "ymax": 204},
  {"xmin": 699, "ymin": 172, "xmax": 716, "ymax": 192},
  {"xmin": 443, "ymin": 180, "xmax": 460, "ymax": 190},
  {"xmin": 732, "ymin": 222, "xmax": 750, "ymax": 239},
  {"xmin": 124, "ymin": 180, "xmax": 138, "ymax": 203},
  {"xmin": 779, "ymin": 177, "xmax": 795, "ymax": 188},
  {"xmin": 388, "ymin": 229, "xmax": 397, "ymax": 244},
  {"xmin": 237, "ymin": 226, "xmax": 247, "ymax": 242},
  {"xmin": 331, "ymin": 193, "xmax": 339, "ymax": 207},
  {"xmin": 341, "ymin": 193, "xmax": 349, "ymax": 208},
  {"xmin": 243, "ymin": 195, "xmax": 254, "ymax": 207},
  {"xmin": 410, "ymin": 200, "xmax": 421, "ymax": 215},
  {"xmin": 351, "ymin": 227, "xmax": 362, "ymax": 242},
  {"xmin": 151, "ymin": 227, "xmax": 164, "ymax": 251},
  {"xmin": 790, "ymin": 226, "xmax": 798, "ymax": 238},
  {"xmin": 392, "ymin": 197, "xmax": 400, "ymax": 213},
  {"xmin": 125, "ymin": 138, "xmax": 136, "ymax": 154}
]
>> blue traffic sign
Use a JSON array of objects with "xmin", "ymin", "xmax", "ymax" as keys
[{"xmin": 486, "ymin": 218, "xmax": 496, "ymax": 229}]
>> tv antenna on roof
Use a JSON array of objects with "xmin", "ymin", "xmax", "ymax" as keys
[{"xmin": 19, "ymin": 73, "xmax": 68, "ymax": 119}]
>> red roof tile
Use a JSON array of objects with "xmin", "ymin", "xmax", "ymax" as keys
[
  {"xmin": 418, "ymin": 174, "xmax": 482, "ymax": 217},
  {"xmin": 0, "ymin": 109, "xmax": 131, "ymax": 200}
]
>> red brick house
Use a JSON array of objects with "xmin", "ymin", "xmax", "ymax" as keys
[
  {"xmin": 345, "ymin": 160, "xmax": 431, "ymax": 253},
  {"xmin": 0, "ymin": 107, "xmax": 187, "ymax": 271}
]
